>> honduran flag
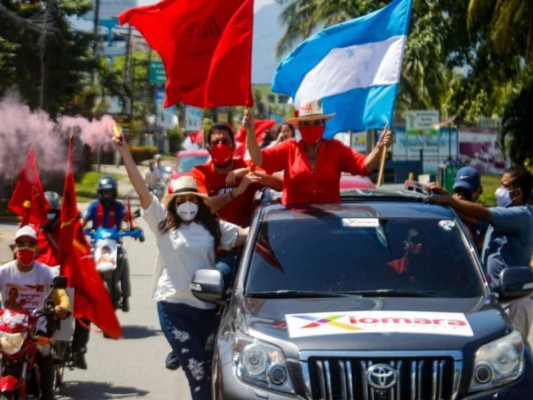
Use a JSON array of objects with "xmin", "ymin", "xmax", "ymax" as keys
[{"xmin": 272, "ymin": 0, "xmax": 413, "ymax": 138}]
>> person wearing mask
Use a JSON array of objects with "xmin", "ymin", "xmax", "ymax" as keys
[
  {"xmin": 0, "ymin": 225, "xmax": 70, "ymax": 400},
  {"xmin": 82, "ymin": 176, "xmax": 130, "ymax": 312},
  {"xmin": 189, "ymin": 122, "xmax": 282, "ymax": 281},
  {"xmin": 267, "ymin": 122, "xmax": 296, "ymax": 148},
  {"xmin": 427, "ymin": 166, "xmax": 533, "ymax": 346},
  {"xmin": 112, "ymin": 131, "xmax": 248, "ymax": 400},
  {"xmin": 245, "ymin": 99, "xmax": 393, "ymax": 205},
  {"xmin": 37, "ymin": 191, "xmax": 91, "ymax": 370}
]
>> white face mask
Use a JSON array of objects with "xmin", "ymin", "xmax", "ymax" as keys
[
  {"xmin": 494, "ymin": 187, "xmax": 516, "ymax": 208},
  {"xmin": 176, "ymin": 201, "xmax": 199, "ymax": 222}
]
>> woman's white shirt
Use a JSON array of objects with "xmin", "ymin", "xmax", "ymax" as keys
[{"xmin": 143, "ymin": 195, "xmax": 239, "ymax": 309}]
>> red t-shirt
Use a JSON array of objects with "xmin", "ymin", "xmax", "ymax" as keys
[
  {"xmin": 36, "ymin": 226, "xmax": 61, "ymax": 266},
  {"xmin": 190, "ymin": 158, "xmax": 260, "ymax": 227},
  {"xmin": 261, "ymin": 139, "xmax": 369, "ymax": 204}
]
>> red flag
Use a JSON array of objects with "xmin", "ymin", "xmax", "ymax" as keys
[
  {"xmin": 235, "ymin": 119, "xmax": 276, "ymax": 143},
  {"xmin": 119, "ymin": 0, "xmax": 254, "ymax": 108},
  {"xmin": 124, "ymin": 194, "xmax": 136, "ymax": 229},
  {"xmin": 59, "ymin": 138, "xmax": 122, "ymax": 339},
  {"xmin": 8, "ymin": 147, "xmax": 49, "ymax": 226},
  {"xmin": 189, "ymin": 130, "xmax": 204, "ymax": 145}
]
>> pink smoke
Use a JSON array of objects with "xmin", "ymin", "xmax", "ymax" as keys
[{"xmin": 0, "ymin": 90, "xmax": 115, "ymax": 184}]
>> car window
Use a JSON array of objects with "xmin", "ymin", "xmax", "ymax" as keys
[
  {"xmin": 177, "ymin": 155, "xmax": 210, "ymax": 172},
  {"xmin": 245, "ymin": 216, "xmax": 484, "ymax": 297}
]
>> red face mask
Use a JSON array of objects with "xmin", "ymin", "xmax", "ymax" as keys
[
  {"xmin": 209, "ymin": 143, "xmax": 233, "ymax": 166},
  {"xmin": 16, "ymin": 248, "xmax": 36, "ymax": 266},
  {"xmin": 299, "ymin": 126, "xmax": 325, "ymax": 145}
]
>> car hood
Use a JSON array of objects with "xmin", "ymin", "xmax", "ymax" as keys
[{"xmin": 238, "ymin": 296, "xmax": 510, "ymax": 359}]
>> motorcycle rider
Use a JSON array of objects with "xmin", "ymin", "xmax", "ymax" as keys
[
  {"xmin": 37, "ymin": 191, "xmax": 91, "ymax": 370},
  {"xmin": 145, "ymin": 160, "xmax": 165, "ymax": 199},
  {"xmin": 0, "ymin": 225, "xmax": 70, "ymax": 400},
  {"xmin": 81, "ymin": 176, "xmax": 131, "ymax": 312}
]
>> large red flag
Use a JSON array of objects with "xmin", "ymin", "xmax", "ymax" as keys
[
  {"xmin": 59, "ymin": 138, "xmax": 122, "ymax": 339},
  {"xmin": 8, "ymin": 147, "xmax": 49, "ymax": 226},
  {"xmin": 119, "ymin": 0, "xmax": 254, "ymax": 108}
]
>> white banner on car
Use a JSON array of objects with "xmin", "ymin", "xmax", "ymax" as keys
[{"xmin": 286, "ymin": 311, "xmax": 473, "ymax": 338}]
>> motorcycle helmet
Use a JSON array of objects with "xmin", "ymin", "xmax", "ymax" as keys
[
  {"xmin": 97, "ymin": 176, "xmax": 118, "ymax": 206},
  {"xmin": 44, "ymin": 191, "xmax": 61, "ymax": 210},
  {"xmin": 44, "ymin": 191, "xmax": 61, "ymax": 223}
]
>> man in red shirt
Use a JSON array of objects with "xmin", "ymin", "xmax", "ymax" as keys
[{"xmin": 190, "ymin": 122, "xmax": 282, "ymax": 227}]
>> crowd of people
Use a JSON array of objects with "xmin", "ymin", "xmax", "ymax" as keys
[{"xmin": 1, "ymin": 98, "xmax": 530, "ymax": 400}]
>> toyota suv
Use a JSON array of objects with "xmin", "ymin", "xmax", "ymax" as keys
[{"xmin": 191, "ymin": 189, "xmax": 533, "ymax": 399}]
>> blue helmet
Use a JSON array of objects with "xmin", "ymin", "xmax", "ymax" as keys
[{"xmin": 97, "ymin": 176, "xmax": 118, "ymax": 201}]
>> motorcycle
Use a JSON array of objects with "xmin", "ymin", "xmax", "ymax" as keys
[
  {"xmin": 0, "ymin": 277, "xmax": 68, "ymax": 399},
  {"xmin": 84, "ymin": 227, "xmax": 144, "ymax": 310},
  {"xmin": 148, "ymin": 182, "xmax": 166, "ymax": 201}
]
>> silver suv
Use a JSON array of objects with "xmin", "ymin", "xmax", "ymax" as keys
[{"xmin": 192, "ymin": 189, "xmax": 533, "ymax": 399}]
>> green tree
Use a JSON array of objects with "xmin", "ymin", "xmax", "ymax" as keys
[
  {"xmin": 501, "ymin": 76, "xmax": 533, "ymax": 167},
  {"xmin": 273, "ymin": 0, "xmax": 530, "ymax": 124},
  {"xmin": 0, "ymin": 0, "xmax": 94, "ymax": 117}
]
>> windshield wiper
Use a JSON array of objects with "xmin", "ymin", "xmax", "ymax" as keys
[
  {"xmin": 246, "ymin": 290, "xmax": 352, "ymax": 299},
  {"xmin": 341, "ymin": 289, "xmax": 444, "ymax": 298}
]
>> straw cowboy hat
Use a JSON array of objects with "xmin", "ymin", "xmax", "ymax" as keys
[
  {"xmin": 286, "ymin": 99, "xmax": 336, "ymax": 125},
  {"xmin": 162, "ymin": 176, "xmax": 210, "ymax": 209}
]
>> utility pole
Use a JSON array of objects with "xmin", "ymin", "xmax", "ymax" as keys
[{"xmin": 91, "ymin": 0, "xmax": 100, "ymax": 84}]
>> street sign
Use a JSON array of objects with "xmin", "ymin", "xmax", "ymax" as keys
[
  {"xmin": 406, "ymin": 110, "xmax": 439, "ymax": 136},
  {"xmin": 149, "ymin": 61, "xmax": 167, "ymax": 85}
]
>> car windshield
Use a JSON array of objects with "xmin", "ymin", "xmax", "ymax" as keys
[
  {"xmin": 245, "ymin": 213, "xmax": 484, "ymax": 298},
  {"xmin": 177, "ymin": 155, "xmax": 209, "ymax": 172}
]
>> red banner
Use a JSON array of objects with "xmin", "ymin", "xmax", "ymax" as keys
[{"xmin": 59, "ymin": 138, "xmax": 122, "ymax": 339}]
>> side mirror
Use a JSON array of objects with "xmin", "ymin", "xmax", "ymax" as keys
[
  {"xmin": 52, "ymin": 276, "xmax": 68, "ymax": 289},
  {"xmin": 499, "ymin": 267, "xmax": 533, "ymax": 301},
  {"xmin": 190, "ymin": 269, "xmax": 226, "ymax": 306}
]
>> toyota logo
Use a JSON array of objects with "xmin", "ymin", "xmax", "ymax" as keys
[{"xmin": 366, "ymin": 364, "xmax": 399, "ymax": 389}]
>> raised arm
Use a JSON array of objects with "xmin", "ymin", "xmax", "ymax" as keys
[
  {"xmin": 364, "ymin": 126, "xmax": 393, "ymax": 172},
  {"xmin": 111, "ymin": 126, "xmax": 153, "ymax": 210},
  {"xmin": 244, "ymin": 109, "xmax": 263, "ymax": 167}
]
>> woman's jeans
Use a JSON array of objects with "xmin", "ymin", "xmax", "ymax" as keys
[{"xmin": 157, "ymin": 302, "xmax": 219, "ymax": 400}]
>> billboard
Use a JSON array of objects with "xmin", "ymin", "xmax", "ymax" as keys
[{"xmin": 406, "ymin": 110, "xmax": 439, "ymax": 136}]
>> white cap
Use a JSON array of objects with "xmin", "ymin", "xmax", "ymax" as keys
[{"xmin": 15, "ymin": 225, "xmax": 37, "ymax": 242}]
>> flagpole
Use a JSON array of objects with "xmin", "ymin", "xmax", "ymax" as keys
[{"xmin": 376, "ymin": 124, "xmax": 388, "ymax": 187}]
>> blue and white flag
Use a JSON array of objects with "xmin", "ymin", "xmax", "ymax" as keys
[{"xmin": 272, "ymin": 0, "xmax": 413, "ymax": 138}]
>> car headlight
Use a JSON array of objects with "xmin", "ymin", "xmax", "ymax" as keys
[
  {"xmin": 469, "ymin": 330, "xmax": 524, "ymax": 392},
  {"xmin": 234, "ymin": 332, "xmax": 295, "ymax": 394},
  {"xmin": 0, "ymin": 331, "xmax": 26, "ymax": 355}
]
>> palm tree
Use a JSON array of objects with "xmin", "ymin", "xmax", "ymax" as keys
[
  {"xmin": 467, "ymin": 0, "xmax": 533, "ymax": 70},
  {"xmin": 501, "ymin": 77, "xmax": 533, "ymax": 167}
]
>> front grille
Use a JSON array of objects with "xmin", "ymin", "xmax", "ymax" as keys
[{"xmin": 301, "ymin": 351, "xmax": 462, "ymax": 400}]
